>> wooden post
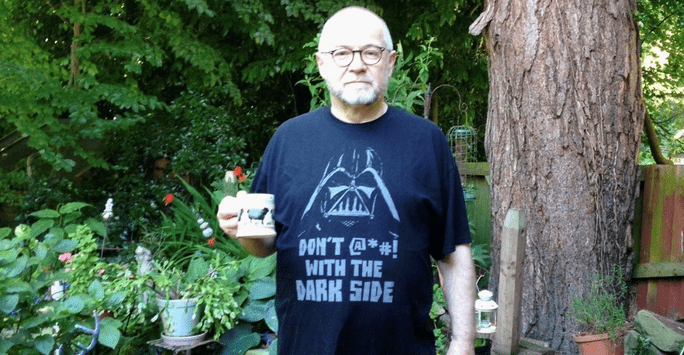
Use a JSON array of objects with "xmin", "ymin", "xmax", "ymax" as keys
[{"xmin": 493, "ymin": 209, "xmax": 526, "ymax": 355}]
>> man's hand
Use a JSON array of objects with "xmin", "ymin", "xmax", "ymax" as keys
[
  {"xmin": 217, "ymin": 194, "xmax": 277, "ymax": 257},
  {"xmin": 217, "ymin": 195, "xmax": 239, "ymax": 238}
]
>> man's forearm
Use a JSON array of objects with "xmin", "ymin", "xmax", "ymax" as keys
[{"xmin": 438, "ymin": 244, "xmax": 477, "ymax": 352}]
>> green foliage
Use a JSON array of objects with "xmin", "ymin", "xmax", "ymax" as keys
[
  {"xmin": 0, "ymin": 170, "xmax": 29, "ymax": 208},
  {"xmin": 0, "ymin": 203, "xmax": 134, "ymax": 355},
  {"xmin": 154, "ymin": 177, "xmax": 248, "ymax": 264},
  {"xmin": 637, "ymin": 0, "xmax": 684, "ymax": 163},
  {"xmin": 221, "ymin": 254, "xmax": 278, "ymax": 354},
  {"xmin": 570, "ymin": 265, "xmax": 627, "ymax": 339},
  {"xmin": 143, "ymin": 251, "xmax": 245, "ymax": 340}
]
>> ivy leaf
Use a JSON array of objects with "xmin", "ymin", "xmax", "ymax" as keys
[{"xmin": 0, "ymin": 227, "xmax": 10, "ymax": 239}]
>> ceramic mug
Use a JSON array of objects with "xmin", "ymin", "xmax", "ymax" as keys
[{"xmin": 236, "ymin": 191, "xmax": 276, "ymax": 238}]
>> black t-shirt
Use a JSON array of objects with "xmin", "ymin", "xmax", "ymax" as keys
[{"xmin": 251, "ymin": 106, "xmax": 471, "ymax": 355}]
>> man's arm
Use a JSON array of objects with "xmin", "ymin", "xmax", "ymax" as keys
[{"xmin": 437, "ymin": 243, "xmax": 476, "ymax": 355}]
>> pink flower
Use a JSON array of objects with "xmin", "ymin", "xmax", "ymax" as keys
[
  {"xmin": 97, "ymin": 269, "xmax": 105, "ymax": 275},
  {"xmin": 58, "ymin": 253, "xmax": 73, "ymax": 264}
]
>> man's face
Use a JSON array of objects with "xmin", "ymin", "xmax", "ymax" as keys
[{"xmin": 316, "ymin": 19, "xmax": 396, "ymax": 106}]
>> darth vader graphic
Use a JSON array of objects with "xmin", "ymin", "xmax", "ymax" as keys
[{"xmin": 301, "ymin": 148, "xmax": 399, "ymax": 233}]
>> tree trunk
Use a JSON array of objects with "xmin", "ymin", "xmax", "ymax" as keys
[{"xmin": 470, "ymin": 1, "xmax": 644, "ymax": 353}]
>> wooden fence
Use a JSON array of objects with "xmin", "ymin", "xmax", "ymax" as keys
[
  {"xmin": 633, "ymin": 165, "xmax": 684, "ymax": 320},
  {"xmin": 458, "ymin": 163, "xmax": 684, "ymax": 319}
]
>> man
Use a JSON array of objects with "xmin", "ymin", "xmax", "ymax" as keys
[{"xmin": 218, "ymin": 6, "xmax": 476, "ymax": 355}]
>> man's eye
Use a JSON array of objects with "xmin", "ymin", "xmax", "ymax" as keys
[
  {"xmin": 363, "ymin": 50, "xmax": 381, "ymax": 59},
  {"xmin": 333, "ymin": 50, "xmax": 351, "ymax": 58}
]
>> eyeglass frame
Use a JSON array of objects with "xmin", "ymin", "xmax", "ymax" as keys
[{"xmin": 320, "ymin": 45, "xmax": 388, "ymax": 67}]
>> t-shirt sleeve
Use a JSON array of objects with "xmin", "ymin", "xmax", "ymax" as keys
[{"xmin": 429, "ymin": 139, "xmax": 472, "ymax": 261}]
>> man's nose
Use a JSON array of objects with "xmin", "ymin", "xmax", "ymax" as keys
[{"xmin": 348, "ymin": 51, "xmax": 366, "ymax": 71}]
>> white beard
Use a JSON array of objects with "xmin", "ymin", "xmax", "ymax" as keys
[{"xmin": 326, "ymin": 72, "xmax": 390, "ymax": 106}]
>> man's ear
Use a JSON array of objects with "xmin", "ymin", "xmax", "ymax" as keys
[
  {"xmin": 316, "ymin": 53, "xmax": 327, "ymax": 79},
  {"xmin": 387, "ymin": 50, "xmax": 397, "ymax": 75}
]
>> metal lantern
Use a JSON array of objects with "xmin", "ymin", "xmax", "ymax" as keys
[{"xmin": 475, "ymin": 290, "xmax": 498, "ymax": 334}]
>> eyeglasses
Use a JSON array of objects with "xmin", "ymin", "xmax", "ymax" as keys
[{"xmin": 321, "ymin": 46, "xmax": 386, "ymax": 67}]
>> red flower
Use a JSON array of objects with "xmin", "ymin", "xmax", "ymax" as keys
[
  {"xmin": 163, "ymin": 193, "xmax": 174, "ymax": 205},
  {"xmin": 234, "ymin": 166, "xmax": 247, "ymax": 182},
  {"xmin": 207, "ymin": 237, "xmax": 216, "ymax": 247}
]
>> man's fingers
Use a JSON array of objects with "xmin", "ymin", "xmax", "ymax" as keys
[{"xmin": 217, "ymin": 196, "xmax": 239, "ymax": 238}]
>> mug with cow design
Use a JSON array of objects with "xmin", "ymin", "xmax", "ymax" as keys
[{"xmin": 236, "ymin": 191, "xmax": 276, "ymax": 238}]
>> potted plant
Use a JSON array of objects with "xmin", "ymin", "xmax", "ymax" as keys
[
  {"xmin": 570, "ymin": 265, "xmax": 627, "ymax": 355},
  {"xmin": 475, "ymin": 337, "xmax": 492, "ymax": 355},
  {"xmin": 144, "ymin": 251, "xmax": 245, "ymax": 345}
]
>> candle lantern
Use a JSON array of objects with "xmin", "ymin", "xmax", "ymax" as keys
[{"xmin": 475, "ymin": 290, "xmax": 498, "ymax": 334}]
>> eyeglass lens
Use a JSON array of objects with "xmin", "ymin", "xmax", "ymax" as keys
[{"xmin": 331, "ymin": 47, "xmax": 384, "ymax": 66}]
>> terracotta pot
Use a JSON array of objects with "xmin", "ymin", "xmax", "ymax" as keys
[{"xmin": 573, "ymin": 333, "xmax": 623, "ymax": 355}]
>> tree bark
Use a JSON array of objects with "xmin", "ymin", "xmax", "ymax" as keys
[{"xmin": 470, "ymin": 1, "xmax": 644, "ymax": 353}]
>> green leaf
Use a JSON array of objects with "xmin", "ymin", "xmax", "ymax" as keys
[
  {"xmin": 248, "ymin": 277, "xmax": 276, "ymax": 300},
  {"xmin": 264, "ymin": 299, "xmax": 278, "ymax": 333},
  {"xmin": 86, "ymin": 219, "xmax": 106, "ymax": 236},
  {"xmin": 61, "ymin": 295, "xmax": 85, "ymax": 314},
  {"xmin": 219, "ymin": 323, "xmax": 261, "ymax": 355},
  {"xmin": 53, "ymin": 239, "xmax": 79, "ymax": 253},
  {"xmin": 0, "ymin": 228, "xmax": 10, "ymax": 239},
  {"xmin": 241, "ymin": 254, "xmax": 276, "ymax": 280},
  {"xmin": 34, "ymin": 334, "xmax": 54, "ymax": 355},
  {"xmin": 30, "ymin": 219, "xmax": 54, "ymax": 239},
  {"xmin": 4, "ymin": 281, "xmax": 32, "ymax": 293},
  {"xmin": 34, "ymin": 244, "xmax": 48, "ymax": 260},
  {"xmin": 106, "ymin": 291, "xmax": 127, "ymax": 308},
  {"xmin": 29, "ymin": 209, "xmax": 60, "ymax": 219},
  {"xmin": 88, "ymin": 279, "xmax": 105, "ymax": 300},
  {"xmin": 21, "ymin": 314, "xmax": 51, "ymax": 329},
  {"xmin": 238, "ymin": 299, "xmax": 268, "ymax": 322},
  {"xmin": 98, "ymin": 320, "xmax": 121, "ymax": 349},
  {"xmin": 0, "ymin": 294, "xmax": 19, "ymax": 314},
  {"xmin": 59, "ymin": 202, "xmax": 90, "ymax": 214},
  {"xmin": 0, "ymin": 249, "xmax": 19, "ymax": 263},
  {"xmin": 3, "ymin": 255, "xmax": 27, "ymax": 278}
]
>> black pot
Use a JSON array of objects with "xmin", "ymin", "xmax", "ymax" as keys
[{"xmin": 474, "ymin": 339, "xmax": 492, "ymax": 355}]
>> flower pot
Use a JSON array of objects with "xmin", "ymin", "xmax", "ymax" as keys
[
  {"xmin": 161, "ymin": 332, "xmax": 208, "ymax": 347},
  {"xmin": 573, "ymin": 333, "xmax": 623, "ymax": 355},
  {"xmin": 156, "ymin": 297, "xmax": 202, "ymax": 337}
]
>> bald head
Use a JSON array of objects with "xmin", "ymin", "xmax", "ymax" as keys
[{"xmin": 318, "ymin": 7, "xmax": 393, "ymax": 52}]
